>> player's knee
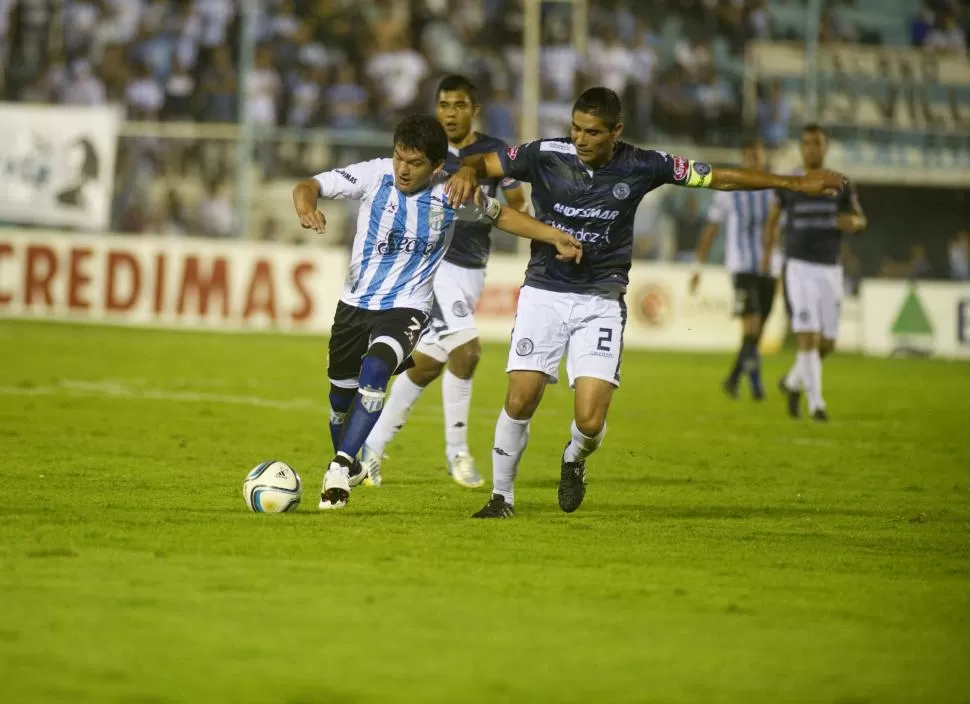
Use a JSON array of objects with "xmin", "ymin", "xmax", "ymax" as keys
[
  {"xmin": 448, "ymin": 339, "xmax": 481, "ymax": 378},
  {"xmin": 409, "ymin": 352, "xmax": 444, "ymax": 387},
  {"xmin": 505, "ymin": 384, "xmax": 542, "ymax": 420},
  {"xmin": 820, "ymin": 339, "xmax": 836, "ymax": 358},
  {"xmin": 360, "ymin": 343, "xmax": 396, "ymax": 393},
  {"xmin": 574, "ymin": 408, "xmax": 607, "ymax": 438}
]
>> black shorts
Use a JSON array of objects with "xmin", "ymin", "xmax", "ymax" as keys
[
  {"xmin": 732, "ymin": 273, "xmax": 777, "ymax": 320},
  {"xmin": 328, "ymin": 302, "xmax": 429, "ymax": 387}
]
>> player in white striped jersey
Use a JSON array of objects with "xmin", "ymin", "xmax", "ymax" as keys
[
  {"xmin": 690, "ymin": 140, "xmax": 780, "ymax": 401},
  {"xmin": 292, "ymin": 114, "xmax": 582, "ymax": 510}
]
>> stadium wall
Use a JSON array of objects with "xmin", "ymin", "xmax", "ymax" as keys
[{"xmin": 4, "ymin": 231, "xmax": 967, "ymax": 359}]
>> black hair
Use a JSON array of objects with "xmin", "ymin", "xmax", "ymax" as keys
[
  {"xmin": 572, "ymin": 87, "xmax": 622, "ymax": 129},
  {"xmin": 436, "ymin": 75, "xmax": 477, "ymax": 104},
  {"xmin": 803, "ymin": 123, "xmax": 827, "ymax": 136},
  {"xmin": 393, "ymin": 114, "xmax": 448, "ymax": 165}
]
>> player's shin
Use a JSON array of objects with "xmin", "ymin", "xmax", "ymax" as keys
[
  {"xmin": 443, "ymin": 369, "xmax": 472, "ymax": 458},
  {"xmin": 492, "ymin": 409, "xmax": 530, "ymax": 504},
  {"xmin": 338, "ymin": 350, "xmax": 395, "ymax": 460},
  {"xmin": 328, "ymin": 386, "xmax": 356, "ymax": 454}
]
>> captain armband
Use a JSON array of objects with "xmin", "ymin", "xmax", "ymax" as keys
[{"xmin": 672, "ymin": 156, "xmax": 714, "ymax": 188}]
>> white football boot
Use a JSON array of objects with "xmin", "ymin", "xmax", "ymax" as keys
[{"xmin": 448, "ymin": 452, "xmax": 484, "ymax": 489}]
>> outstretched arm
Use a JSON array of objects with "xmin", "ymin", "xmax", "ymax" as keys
[
  {"xmin": 710, "ymin": 167, "xmax": 845, "ymax": 196},
  {"xmin": 457, "ymin": 191, "xmax": 582, "ymax": 263},
  {"xmin": 494, "ymin": 205, "xmax": 582, "ymax": 263},
  {"xmin": 293, "ymin": 160, "xmax": 375, "ymax": 234},
  {"xmin": 445, "ymin": 152, "xmax": 508, "ymax": 206}
]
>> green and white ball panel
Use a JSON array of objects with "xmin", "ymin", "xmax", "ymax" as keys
[{"xmin": 243, "ymin": 460, "xmax": 302, "ymax": 513}]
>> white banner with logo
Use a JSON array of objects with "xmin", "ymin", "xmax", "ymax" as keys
[
  {"xmin": 0, "ymin": 231, "xmax": 345, "ymax": 332},
  {"xmin": 0, "ymin": 104, "xmax": 120, "ymax": 231},
  {"xmin": 861, "ymin": 280, "xmax": 970, "ymax": 359}
]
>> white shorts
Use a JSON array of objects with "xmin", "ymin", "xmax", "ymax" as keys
[
  {"xmin": 415, "ymin": 260, "xmax": 486, "ymax": 363},
  {"xmin": 784, "ymin": 258, "xmax": 843, "ymax": 339},
  {"xmin": 507, "ymin": 286, "xmax": 626, "ymax": 388}
]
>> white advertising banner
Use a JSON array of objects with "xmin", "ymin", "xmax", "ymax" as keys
[
  {"xmin": 0, "ymin": 104, "xmax": 120, "ymax": 231},
  {"xmin": 861, "ymin": 280, "xmax": 970, "ymax": 359},
  {"xmin": 0, "ymin": 231, "xmax": 345, "ymax": 333}
]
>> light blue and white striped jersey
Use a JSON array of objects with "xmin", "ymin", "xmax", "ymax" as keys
[
  {"xmin": 706, "ymin": 189, "xmax": 783, "ymax": 277},
  {"xmin": 314, "ymin": 159, "xmax": 499, "ymax": 312}
]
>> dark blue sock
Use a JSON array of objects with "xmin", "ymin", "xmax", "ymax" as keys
[
  {"xmin": 745, "ymin": 344, "xmax": 763, "ymax": 390},
  {"xmin": 730, "ymin": 335, "xmax": 759, "ymax": 385},
  {"xmin": 338, "ymin": 353, "xmax": 392, "ymax": 459},
  {"xmin": 328, "ymin": 386, "xmax": 355, "ymax": 454}
]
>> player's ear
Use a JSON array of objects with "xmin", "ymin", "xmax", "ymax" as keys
[
  {"xmin": 472, "ymin": 103, "xmax": 481, "ymax": 118},
  {"xmin": 612, "ymin": 122, "xmax": 624, "ymax": 139}
]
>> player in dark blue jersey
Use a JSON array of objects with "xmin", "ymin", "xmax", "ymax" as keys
[
  {"xmin": 362, "ymin": 75, "xmax": 528, "ymax": 489},
  {"xmin": 445, "ymin": 87, "xmax": 848, "ymax": 518},
  {"xmin": 761, "ymin": 124, "xmax": 867, "ymax": 421}
]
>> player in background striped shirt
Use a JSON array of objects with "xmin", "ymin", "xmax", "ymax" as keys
[
  {"xmin": 690, "ymin": 139, "xmax": 780, "ymax": 401},
  {"xmin": 292, "ymin": 114, "xmax": 582, "ymax": 510}
]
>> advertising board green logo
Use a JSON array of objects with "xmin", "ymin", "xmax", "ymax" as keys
[{"xmin": 891, "ymin": 285, "xmax": 933, "ymax": 357}]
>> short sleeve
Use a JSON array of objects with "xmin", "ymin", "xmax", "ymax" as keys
[
  {"xmin": 313, "ymin": 159, "xmax": 380, "ymax": 200},
  {"xmin": 642, "ymin": 149, "xmax": 714, "ymax": 188},
  {"xmin": 706, "ymin": 192, "xmax": 731, "ymax": 224},
  {"xmin": 496, "ymin": 140, "xmax": 544, "ymax": 183}
]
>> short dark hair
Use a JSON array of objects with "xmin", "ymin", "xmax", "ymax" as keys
[
  {"xmin": 572, "ymin": 87, "xmax": 622, "ymax": 129},
  {"xmin": 803, "ymin": 123, "xmax": 827, "ymax": 136},
  {"xmin": 436, "ymin": 75, "xmax": 477, "ymax": 103},
  {"xmin": 393, "ymin": 114, "xmax": 448, "ymax": 165}
]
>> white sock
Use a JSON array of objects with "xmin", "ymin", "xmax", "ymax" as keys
[
  {"xmin": 442, "ymin": 370, "xmax": 472, "ymax": 459},
  {"xmin": 785, "ymin": 359, "xmax": 802, "ymax": 390},
  {"xmin": 803, "ymin": 349, "xmax": 825, "ymax": 412},
  {"xmin": 492, "ymin": 409, "xmax": 530, "ymax": 505},
  {"xmin": 363, "ymin": 372, "xmax": 425, "ymax": 456},
  {"xmin": 563, "ymin": 421, "xmax": 606, "ymax": 463}
]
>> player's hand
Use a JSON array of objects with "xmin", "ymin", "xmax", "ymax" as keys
[
  {"xmin": 794, "ymin": 169, "xmax": 846, "ymax": 197},
  {"xmin": 445, "ymin": 166, "xmax": 478, "ymax": 207},
  {"xmin": 688, "ymin": 271, "xmax": 700, "ymax": 295},
  {"xmin": 553, "ymin": 232, "xmax": 583, "ymax": 263},
  {"xmin": 297, "ymin": 207, "xmax": 327, "ymax": 233}
]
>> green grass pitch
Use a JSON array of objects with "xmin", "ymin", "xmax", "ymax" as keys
[{"xmin": 1, "ymin": 319, "xmax": 968, "ymax": 704}]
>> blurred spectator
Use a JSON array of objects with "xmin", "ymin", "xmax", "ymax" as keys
[
  {"xmin": 674, "ymin": 33, "xmax": 713, "ymax": 82},
  {"xmin": 248, "ymin": 46, "xmax": 282, "ymax": 127},
  {"xmin": 758, "ymin": 79, "xmax": 791, "ymax": 150},
  {"xmin": 62, "ymin": 60, "xmax": 106, "ymax": 106},
  {"xmin": 154, "ymin": 188, "xmax": 191, "ymax": 236},
  {"xmin": 125, "ymin": 62, "xmax": 165, "ymax": 120},
  {"xmin": 587, "ymin": 29, "xmax": 636, "ymax": 98},
  {"xmin": 950, "ymin": 230, "xmax": 970, "ymax": 280},
  {"xmin": 911, "ymin": 1, "xmax": 937, "ymax": 47},
  {"xmin": 481, "ymin": 86, "xmax": 517, "ymax": 143},
  {"xmin": 924, "ymin": 11, "xmax": 967, "ymax": 54},
  {"xmin": 365, "ymin": 31, "xmax": 430, "ymax": 121},
  {"xmin": 197, "ymin": 178, "xmax": 234, "ymax": 238},
  {"xmin": 908, "ymin": 242, "xmax": 935, "ymax": 279},
  {"xmin": 200, "ymin": 47, "xmax": 237, "ymax": 122},
  {"xmin": 325, "ymin": 62, "xmax": 370, "ymax": 129}
]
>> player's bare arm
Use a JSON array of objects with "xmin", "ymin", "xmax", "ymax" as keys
[
  {"xmin": 689, "ymin": 222, "xmax": 720, "ymax": 294},
  {"xmin": 837, "ymin": 190, "xmax": 867, "ymax": 234},
  {"xmin": 292, "ymin": 178, "xmax": 327, "ymax": 233},
  {"xmin": 708, "ymin": 167, "xmax": 846, "ymax": 197},
  {"xmin": 760, "ymin": 200, "xmax": 783, "ymax": 275},
  {"xmin": 502, "ymin": 184, "xmax": 530, "ymax": 213},
  {"xmin": 493, "ymin": 204, "xmax": 583, "ymax": 263},
  {"xmin": 445, "ymin": 152, "xmax": 506, "ymax": 205}
]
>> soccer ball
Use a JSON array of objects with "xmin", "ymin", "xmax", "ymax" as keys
[{"xmin": 243, "ymin": 460, "xmax": 302, "ymax": 513}]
